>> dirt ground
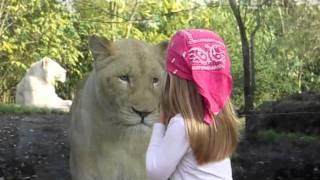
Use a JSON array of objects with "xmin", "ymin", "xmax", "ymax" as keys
[
  {"xmin": 0, "ymin": 113, "xmax": 70, "ymax": 180},
  {"xmin": 0, "ymin": 113, "xmax": 319, "ymax": 180}
]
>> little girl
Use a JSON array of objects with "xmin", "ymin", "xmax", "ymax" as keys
[{"xmin": 146, "ymin": 29, "xmax": 239, "ymax": 180}]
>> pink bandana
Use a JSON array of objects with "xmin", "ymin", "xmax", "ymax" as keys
[{"xmin": 166, "ymin": 29, "xmax": 233, "ymax": 125}]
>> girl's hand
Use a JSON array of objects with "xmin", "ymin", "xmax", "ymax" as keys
[{"xmin": 159, "ymin": 107, "xmax": 169, "ymax": 125}]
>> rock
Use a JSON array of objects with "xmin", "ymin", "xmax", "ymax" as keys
[{"xmin": 246, "ymin": 91, "xmax": 320, "ymax": 138}]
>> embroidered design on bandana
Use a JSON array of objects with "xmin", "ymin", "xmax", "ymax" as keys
[
  {"xmin": 181, "ymin": 30, "xmax": 226, "ymax": 71},
  {"xmin": 186, "ymin": 35, "xmax": 226, "ymax": 71}
]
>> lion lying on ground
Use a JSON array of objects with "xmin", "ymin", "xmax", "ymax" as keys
[
  {"xmin": 15, "ymin": 57, "xmax": 72, "ymax": 111},
  {"xmin": 70, "ymin": 35, "xmax": 167, "ymax": 180}
]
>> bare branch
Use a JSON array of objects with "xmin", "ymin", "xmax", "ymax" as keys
[
  {"xmin": 126, "ymin": 1, "xmax": 140, "ymax": 38},
  {"xmin": 77, "ymin": 2, "xmax": 209, "ymax": 24}
]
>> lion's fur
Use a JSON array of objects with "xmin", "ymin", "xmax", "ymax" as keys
[
  {"xmin": 70, "ymin": 36, "xmax": 167, "ymax": 180},
  {"xmin": 15, "ymin": 57, "xmax": 72, "ymax": 111}
]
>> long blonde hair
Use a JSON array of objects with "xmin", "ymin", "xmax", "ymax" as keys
[{"xmin": 160, "ymin": 74, "xmax": 239, "ymax": 164}]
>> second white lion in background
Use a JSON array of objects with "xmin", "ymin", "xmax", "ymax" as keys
[{"xmin": 15, "ymin": 57, "xmax": 72, "ymax": 111}]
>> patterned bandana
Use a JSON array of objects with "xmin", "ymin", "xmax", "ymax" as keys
[{"xmin": 166, "ymin": 29, "xmax": 233, "ymax": 125}]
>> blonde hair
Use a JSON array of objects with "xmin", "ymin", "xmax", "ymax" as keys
[{"xmin": 160, "ymin": 74, "xmax": 239, "ymax": 164}]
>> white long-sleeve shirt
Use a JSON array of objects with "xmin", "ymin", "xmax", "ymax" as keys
[{"xmin": 146, "ymin": 114, "xmax": 233, "ymax": 180}]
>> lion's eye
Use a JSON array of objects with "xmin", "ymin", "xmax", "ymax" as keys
[
  {"xmin": 119, "ymin": 75, "xmax": 130, "ymax": 82},
  {"xmin": 153, "ymin": 77, "xmax": 159, "ymax": 84}
]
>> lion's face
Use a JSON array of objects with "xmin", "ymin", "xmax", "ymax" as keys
[
  {"xmin": 89, "ymin": 36, "xmax": 167, "ymax": 129},
  {"xmin": 41, "ymin": 57, "xmax": 67, "ymax": 84}
]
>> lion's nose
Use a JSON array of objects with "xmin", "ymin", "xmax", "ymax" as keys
[{"xmin": 132, "ymin": 107, "xmax": 152, "ymax": 119}]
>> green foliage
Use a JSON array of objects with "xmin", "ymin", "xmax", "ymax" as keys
[
  {"xmin": 257, "ymin": 129, "xmax": 320, "ymax": 144},
  {"xmin": 0, "ymin": 0, "xmax": 319, "ymax": 111},
  {"xmin": 0, "ymin": 103, "xmax": 65, "ymax": 114},
  {"xmin": 0, "ymin": 0, "xmax": 82, "ymax": 100},
  {"xmin": 227, "ymin": 1, "xmax": 320, "ymax": 108}
]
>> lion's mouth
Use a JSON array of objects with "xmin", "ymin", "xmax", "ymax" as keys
[{"xmin": 123, "ymin": 122, "xmax": 152, "ymax": 128}]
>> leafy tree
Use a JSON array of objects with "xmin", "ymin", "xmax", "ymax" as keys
[
  {"xmin": 0, "ymin": 0, "xmax": 82, "ymax": 101},
  {"xmin": 0, "ymin": 0, "xmax": 319, "ymax": 112}
]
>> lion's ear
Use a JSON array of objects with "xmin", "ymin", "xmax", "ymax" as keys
[
  {"xmin": 42, "ymin": 57, "xmax": 51, "ymax": 69},
  {"xmin": 155, "ymin": 41, "xmax": 168, "ymax": 67},
  {"xmin": 156, "ymin": 41, "xmax": 168, "ymax": 58},
  {"xmin": 88, "ymin": 35, "xmax": 112, "ymax": 61}
]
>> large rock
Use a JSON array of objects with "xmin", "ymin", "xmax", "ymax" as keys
[{"xmin": 246, "ymin": 91, "xmax": 320, "ymax": 138}]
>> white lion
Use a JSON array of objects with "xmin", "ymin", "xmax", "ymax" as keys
[
  {"xmin": 70, "ymin": 35, "xmax": 168, "ymax": 180},
  {"xmin": 15, "ymin": 57, "xmax": 72, "ymax": 111}
]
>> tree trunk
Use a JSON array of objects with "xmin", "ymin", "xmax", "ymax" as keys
[
  {"xmin": 250, "ymin": 9, "xmax": 263, "ymax": 100},
  {"xmin": 228, "ymin": 0, "xmax": 254, "ymax": 114}
]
